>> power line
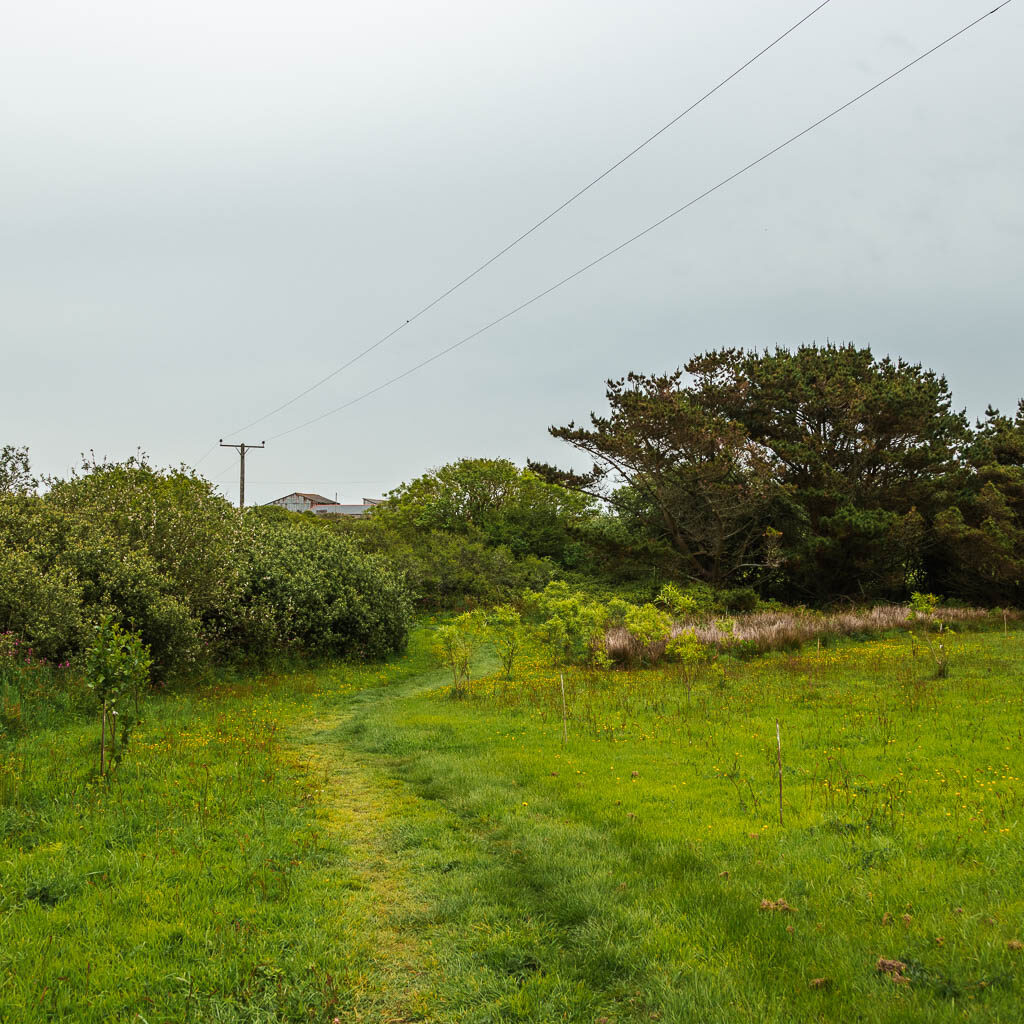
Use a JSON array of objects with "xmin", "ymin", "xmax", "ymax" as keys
[
  {"xmin": 266, "ymin": 1, "xmax": 1013, "ymax": 443},
  {"xmin": 221, "ymin": 0, "xmax": 834, "ymax": 440}
]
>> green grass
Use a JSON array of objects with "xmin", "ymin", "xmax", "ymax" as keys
[{"xmin": 2, "ymin": 625, "xmax": 1024, "ymax": 1021}]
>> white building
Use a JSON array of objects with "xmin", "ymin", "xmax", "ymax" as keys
[{"xmin": 266, "ymin": 492, "xmax": 382, "ymax": 517}]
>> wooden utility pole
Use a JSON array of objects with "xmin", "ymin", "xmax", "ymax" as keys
[{"xmin": 219, "ymin": 440, "xmax": 265, "ymax": 508}]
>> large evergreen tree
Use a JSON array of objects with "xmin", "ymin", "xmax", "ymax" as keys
[
  {"xmin": 532, "ymin": 372, "xmax": 789, "ymax": 588},
  {"xmin": 685, "ymin": 344, "xmax": 969, "ymax": 599},
  {"xmin": 933, "ymin": 402, "xmax": 1024, "ymax": 603}
]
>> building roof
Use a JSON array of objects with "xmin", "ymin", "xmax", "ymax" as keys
[{"xmin": 294, "ymin": 492, "xmax": 338, "ymax": 505}]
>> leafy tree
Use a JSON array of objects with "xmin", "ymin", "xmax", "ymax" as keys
[
  {"xmin": 433, "ymin": 612, "xmax": 485, "ymax": 696},
  {"xmin": 623, "ymin": 603, "xmax": 672, "ymax": 665},
  {"xmin": 665, "ymin": 629, "xmax": 709, "ymax": 704},
  {"xmin": 377, "ymin": 458, "xmax": 595, "ymax": 565},
  {"xmin": 523, "ymin": 582, "xmax": 610, "ymax": 668},
  {"xmin": 487, "ymin": 605, "xmax": 524, "ymax": 680},
  {"xmin": 84, "ymin": 616, "xmax": 152, "ymax": 774},
  {"xmin": 532, "ymin": 373, "xmax": 788, "ymax": 588}
]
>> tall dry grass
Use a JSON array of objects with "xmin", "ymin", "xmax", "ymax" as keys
[{"xmin": 605, "ymin": 605, "xmax": 1008, "ymax": 664}]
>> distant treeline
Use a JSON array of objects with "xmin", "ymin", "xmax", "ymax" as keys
[
  {"xmin": 344, "ymin": 344, "xmax": 1023, "ymax": 609},
  {"xmin": 2, "ymin": 344, "xmax": 1019, "ymax": 673}
]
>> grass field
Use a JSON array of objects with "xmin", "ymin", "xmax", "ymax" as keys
[{"xmin": 2, "ymin": 623, "xmax": 1023, "ymax": 1022}]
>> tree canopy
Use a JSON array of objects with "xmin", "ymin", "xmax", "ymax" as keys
[{"xmin": 536, "ymin": 344, "xmax": 1019, "ymax": 604}]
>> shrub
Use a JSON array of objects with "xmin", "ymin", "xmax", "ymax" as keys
[
  {"xmin": 342, "ymin": 518, "xmax": 553, "ymax": 610},
  {"xmin": 665, "ymin": 629, "xmax": 710, "ymax": 702},
  {"xmin": 524, "ymin": 583, "xmax": 610, "ymax": 668},
  {"xmin": 623, "ymin": 603, "xmax": 673, "ymax": 665},
  {"xmin": 719, "ymin": 587, "xmax": 760, "ymax": 613},
  {"xmin": 433, "ymin": 612, "xmax": 485, "ymax": 696},
  {"xmin": 0, "ymin": 456, "xmax": 414, "ymax": 675},
  {"xmin": 655, "ymin": 583, "xmax": 698, "ymax": 618},
  {"xmin": 487, "ymin": 605, "xmax": 524, "ymax": 680},
  {"xmin": 239, "ymin": 511, "xmax": 413, "ymax": 660}
]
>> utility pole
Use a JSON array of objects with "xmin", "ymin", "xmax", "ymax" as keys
[{"xmin": 219, "ymin": 439, "xmax": 265, "ymax": 508}]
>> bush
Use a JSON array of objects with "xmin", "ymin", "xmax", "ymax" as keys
[
  {"xmin": 623, "ymin": 603, "xmax": 673, "ymax": 665},
  {"xmin": 718, "ymin": 587, "xmax": 760, "ymax": 613},
  {"xmin": 238, "ymin": 511, "xmax": 413, "ymax": 660},
  {"xmin": 524, "ymin": 582, "xmax": 610, "ymax": 668},
  {"xmin": 339, "ymin": 518, "xmax": 553, "ymax": 610},
  {"xmin": 655, "ymin": 583, "xmax": 698, "ymax": 619},
  {"xmin": 487, "ymin": 605, "xmax": 524, "ymax": 680},
  {"xmin": 433, "ymin": 612, "xmax": 485, "ymax": 697},
  {"xmin": 0, "ymin": 455, "xmax": 414, "ymax": 676}
]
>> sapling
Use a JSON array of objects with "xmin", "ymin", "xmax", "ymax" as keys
[
  {"xmin": 433, "ymin": 612, "xmax": 484, "ymax": 697},
  {"xmin": 84, "ymin": 616, "xmax": 152, "ymax": 775},
  {"xmin": 665, "ymin": 630, "xmax": 708, "ymax": 706},
  {"xmin": 907, "ymin": 592, "xmax": 951, "ymax": 678},
  {"xmin": 487, "ymin": 605, "xmax": 524, "ymax": 680}
]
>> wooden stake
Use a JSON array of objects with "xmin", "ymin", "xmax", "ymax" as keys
[
  {"xmin": 776, "ymin": 718, "xmax": 784, "ymax": 826},
  {"xmin": 560, "ymin": 673, "xmax": 568, "ymax": 747},
  {"xmin": 99, "ymin": 703, "xmax": 106, "ymax": 776}
]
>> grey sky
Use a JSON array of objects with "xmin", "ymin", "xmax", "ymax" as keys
[{"xmin": 3, "ymin": 0, "xmax": 1022, "ymax": 505}]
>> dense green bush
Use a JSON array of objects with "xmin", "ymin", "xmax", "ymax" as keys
[
  {"xmin": 375, "ymin": 457, "xmax": 596, "ymax": 564},
  {"xmin": 0, "ymin": 456, "xmax": 412, "ymax": 676},
  {"xmin": 239, "ymin": 510, "xmax": 412, "ymax": 659},
  {"xmin": 339, "ymin": 516, "xmax": 552, "ymax": 609}
]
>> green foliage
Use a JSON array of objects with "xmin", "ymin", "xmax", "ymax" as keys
[
  {"xmin": 534, "ymin": 373, "xmax": 786, "ymax": 588},
  {"xmin": 604, "ymin": 596, "xmax": 631, "ymax": 628},
  {"xmin": 623, "ymin": 602, "xmax": 672, "ymax": 649},
  {"xmin": 0, "ymin": 444, "xmax": 37, "ymax": 494},
  {"xmin": 524, "ymin": 582, "xmax": 610, "ymax": 669},
  {"xmin": 377, "ymin": 457, "xmax": 596, "ymax": 565},
  {"xmin": 909, "ymin": 591, "xmax": 941, "ymax": 618},
  {"xmin": 687, "ymin": 344, "xmax": 968, "ymax": 601},
  {"xmin": 663, "ymin": 628, "xmax": 709, "ymax": 701},
  {"xmin": 340, "ymin": 516, "xmax": 553, "ymax": 610},
  {"xmin": 664, "ymin": 628, "xmax": 708, "ymax": 667},
  {"xmin": 933, "ymin": 403, "xmax": 1024, "ymax": 605},
  {"xmin": 240, "ymin": 510, "xmax": 412, "ymax": 660},
  {"xmin": 84, "ymin": 616, "xmax": 152, "ymax": 772},
  {"xmin": 536, "ymin": 345, "xmax": 1021, "ymax": 607},
  {"xmin": 433, "ymin": 612, "xmax": 485, "ymax": 696},
  {"xmin": 907, "ymin": 592, "xmax": 952, "ymax": 678},
  {"xmin": 655, "ymin": 582, "xmax": 698, "ymax": 618},
  {"xmin": 0, "ymin": 454, "xmax": 413, "ymax": 675},
  {"xmin": 719, "ymin": 586, "xmax": 760, "ymax": 613},
  {"xmin": 487, "ymin": 605, "xmax": 524, "ymax": 680}
]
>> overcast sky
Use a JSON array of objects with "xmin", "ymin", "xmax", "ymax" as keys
[{"xmin": 3, "ymin": 0, "xmax": 1022, "ymax": 505}]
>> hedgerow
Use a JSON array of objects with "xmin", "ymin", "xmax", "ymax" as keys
[{"xmin": 0, "ymin": 457, "xmax": 412, "ymax": 677}]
